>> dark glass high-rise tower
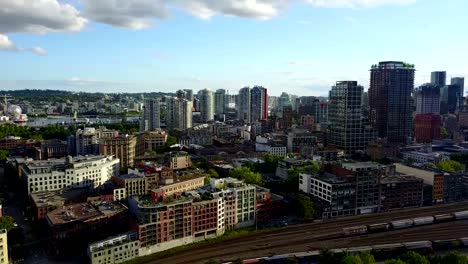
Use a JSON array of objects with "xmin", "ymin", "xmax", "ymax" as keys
[
  {"xmin": 369, "ymin": 61, "xmax": 415, "ymax": 144},
  {"xmin": 329, "ymin": 81, "xmax": 376, "ymax": 153},
  {"xmin": 431, "ymin": 71, "xmax": 446, "ymax": 87}
]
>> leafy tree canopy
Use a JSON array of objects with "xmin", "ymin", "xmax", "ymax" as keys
[{"xmin": 229, "ymin": 167, "xmax": 263, "ymax": 185}]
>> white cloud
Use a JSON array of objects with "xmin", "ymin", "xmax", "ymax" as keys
[
  {"xmin": 0, "ymin": 34, "xmax": 47, "ymax": 56},
  {"xmin": 174, "ymin": 0, "xmax": 283, "ymax": 20},
  {"xmin": 81, "ymin": 0, "xmax": 168, "ymax": 29},
  {"xmin": 0, "ymin": 0, "xmax": 87, "ymax": 34},
  {"xmin": 0, "ymin": 0, "xmax": 86, "ymax": 55},
  {"xmin": 31, "ymin": 47, "xmax": 48, "ymax": 55}
]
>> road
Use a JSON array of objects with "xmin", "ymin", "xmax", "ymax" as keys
[{"xmin": 141, "ymin": 202, "xmax": 468, "ymax": 264}]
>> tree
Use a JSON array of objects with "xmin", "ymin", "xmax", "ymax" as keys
[
  {"xmin": 166, "ymin": 136, "xmax": 178, "ymax": 147},
  {"xmin": 0, "ymin": 149, "xmax": 9, "ymax": 162},
  {"xmin": 0, "ymin": 216, "xmax": 15, "ymax": 231},
  {"xmin": 400, "ymin": 251, "xmax": 429, "ymax": 264},
  {"xmin": 341, "ymin": 254, "xmax": 363, "ymax": 264},
  {"xmin": 296, "ymin": 194, "xmax": 315, "ymax": 219},
  {"xmin": 441, "ymin": 128, "xmax": 449, "ymax": 138},
  {"xmin": 385, "ymin": 260, "xmax": 406, "ymax": 264},
  {"xmin": 359, "ymin": 251, "xmax": 376, "ymax": 264},
  {"xmin": 208, "ymin": 169, "xmax": 219, "ymax": 179},
  {"xmin": 440, "ymin": 252, "xmax": 468, "ymax": 264},
  {"xmin": 229, "ymin": 167, "xmax": 263, "ymax": 185},
  {"xmin": 437, "ymin": 160, "xmax": 465, "ymax": 172},
  {"xmin": 204, "ymin": 175, "xmax": 211, "ymax": 185}
]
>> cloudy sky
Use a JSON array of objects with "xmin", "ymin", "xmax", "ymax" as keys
[{"xmin": 0, "ymin": 0, "xmax": 467, "ymax": 96}]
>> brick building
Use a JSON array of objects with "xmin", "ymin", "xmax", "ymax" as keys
[
  {"xmin": 380, "ymin": 175, "xmax": 424, "ymax": 210},
  {"xmin": 415, "ymin": 113, "xmax": 442, "ymax": 143},
  {"xmin": 99, "ymin": 135, "xmax": 137, "ymax": 171}
]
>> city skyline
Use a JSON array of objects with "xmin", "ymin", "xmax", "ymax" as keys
[{"xmin": 1, "ymin": 0, "xmax": 468, "ymax": 96}]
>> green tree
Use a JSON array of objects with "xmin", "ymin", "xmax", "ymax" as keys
[
  {"xmin": 0, "ymin": 216, "xmax": 15, "ymax": 231},
  {"xmin": 0, "ymin": 149, "xmax": 9, "ymax": 162},
  {"xmin": 204, "ymin": 174, "xmax": 211, "ymax": 185},
  {"xmin": 440, "ymin": 252, "xmax": 468, "ymax": 264},
  {"xmin": 229, "ymin": 167, "xmax": 263, "ymax": 185},
  {"xmin": 341, "ymin": 254, "xmax": 363, "ymax": 264},
  {"xmin": 359, "ymin": 251, "xmax": 376, "ymax": 264},
  {"xmin": 400, "ymin": 251, "xmax": 429, "ymax": 264},
  {"xmin": 386, "ymin": 260, "xmax": 406, "ymax": 264},
  {"xmin": 208, "ymin": 169, "xmax": 219, "ymax": 179},
  {"xmin": 166, "ymin": 136, "xmax": 177, "ymax": 147},
  {"xmin": 437, "ymin": 160, "xmax": 465, "ymax": 172},
  {"xmin": 441, "ymin": 128, "xmax": 449, "ymax": 138},
  {"xmin": 296, "ymin": 194, "xmax": 315, "ymax": 219}
]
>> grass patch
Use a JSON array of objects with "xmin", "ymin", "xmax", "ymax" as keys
[{"xmin": 123, "ymin": 226, "xmax": 278, "ymax": 264}]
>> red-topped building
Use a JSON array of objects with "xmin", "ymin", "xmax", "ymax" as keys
[{"xmin": 415, "ymin": 113, "xmax": 442, "ymax": 143}]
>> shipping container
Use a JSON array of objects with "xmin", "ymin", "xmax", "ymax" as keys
[
  {"xmin": 342, "ymin": 225, "xmax": 368, "ymax": 236},
  {"xmin": 367, "ymin": 223, "xmax": 389, "ymax": 232},
  {"xmin": 413, "ymin": 216, "xmax": 434, "ymax": 226},
  {"xmin": 390, "ymin": 219, "xmax": 414, "ymax": 229},
  {"xmin": 403, "ymin": 241, "xmax": 432, "ymax": 250},
  {"xmin": 454, "ymin": 211, "xmax": 468, "ymax": 220},
  {"xmin": 434, "ymin": 214, "xmax": 454, "ymax": 222}
]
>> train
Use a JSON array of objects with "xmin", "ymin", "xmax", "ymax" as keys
[
  {"xmin": 339, "ymin": 210, "xmax": 468, "ymax": 237},
  {"xmin": 221, "ymin": 210, "xmax": 468, "ymax": 264},
  {"xmin": 224, "ymin": 237, "xmax": 468, "ymax": 264}
]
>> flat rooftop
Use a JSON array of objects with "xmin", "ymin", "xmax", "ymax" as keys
[
  {"xmin": 132, "ymin": 195, "xmax": 192, "ymax": 208},
  {"xmin": 47, "ymin": 203, "xmax": 102, "ymax": 226}
]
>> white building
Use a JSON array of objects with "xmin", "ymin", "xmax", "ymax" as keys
[
  {"xmin": 22, "ymin": 155, "xmax": 120, "ymax": 195},
  {"xmin": 401, "ymin": 151, "xmax": 449, "ymax": 164},
  {"xmin": 211, "ymin": 177, "xmax": 256, "ymax": 230},
  {"xmin": 167, "ymin": 97, "xmax": 193, "ymax": 130},
  {"xmin": 141, "ymin": 98, "xmax": 161, "ymax": 131},
  {"xmin": 198, "ymin": 89, "xmax": 214, "ymax": 123},
  {"xmin": 255, "ymin": 136, "xmax": 287, "ymax": 156},
  {"xmin": 88, "ymin": 232, "xmax": 139, "ymax": 264}
]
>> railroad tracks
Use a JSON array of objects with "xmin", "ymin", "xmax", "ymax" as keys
[{"xmin": 147, "ymin": 202, "xmax": 468, "ymax": 264}]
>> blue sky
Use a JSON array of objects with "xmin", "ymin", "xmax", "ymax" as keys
[{"xmin": 0, "ymin": 0, "xmax": 467, "ymax": 96}]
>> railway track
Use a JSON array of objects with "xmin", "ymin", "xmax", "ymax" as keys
[{"xmin": 145, "ymin": 202, "xmax": 468, "ymax": 264}]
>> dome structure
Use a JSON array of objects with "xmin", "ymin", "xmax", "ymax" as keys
[{"xmin": 8, "ymin": 105, "xmax": 22, "ymax": 115}]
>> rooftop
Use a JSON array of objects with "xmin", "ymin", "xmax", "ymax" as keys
[
  {"xmin": 132, "ymin": 195, "xmax": 192, "ymax": 208},
  {"xmin": 115, "ymin": 173, "xmax": 145, "ymax": 180},
  {"xmin": 381, "ymin": 175, "xmax": 423, "ymax": 184},
  {"xmin": 46, "ymin": 203, "xmax": 102, "ymax": 226}
]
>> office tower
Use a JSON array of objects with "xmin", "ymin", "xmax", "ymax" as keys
[
  {"xmin": 451, "ymin": 77, "xmax": 465, "ymax": 111},
  {"xmin": 430, "ymin": 71, "xmax": 446, "ymax": 87},
  {"xmin": 314, "ymin": 100, "xmax": 329, "ymax": 124},
  {"xmin": 414, "ymin": 114, "xmax": 442, "ymax": 143},
  {"xmin": 167, "ymin": 97, "xmax": 193, "ymax": 130},
  {"xmin": 214, "ymin": 89, "xmax": 226, "ymax": 119},
  {"xmin": 329, "ymin": 81, "xmax": 376, "ymax": 153},
  {"xmin": 237, "ymin": 87, "xmax": 251, "ymax": 122},
  {"xmin": 141, "ymin": 98, "xmax": 161, "ymax": 132},
  {"xmin": 414, "ymin": 84, "xmax": 440, "ymax": 114},
  {"xmin": 369, "ymin": 61, "xmax": 415, "ymax": 144},
  {"xmin": 198, "ymin": 89, "xmax": 214, "ymax": 122},
  {"xmin": 278, "ymin": 92, "xmax": 291, "ymax": 110},
  {"xmin": 184, "ymin": 89, "xmax": 194, "ymax": 102},
  {"xmin": 250, "ymin": 86, "xmax": 268, "ymax": 121}
]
